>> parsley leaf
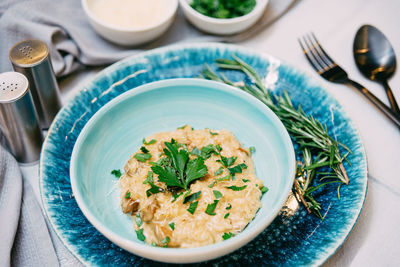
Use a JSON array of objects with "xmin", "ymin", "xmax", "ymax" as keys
[
  {"xmin": 249, "ymin": 146, "xmax": 256, "ymax": 154},
  {"xmin": 214, "ymin": 167, "xmax": 224, "ymax": 176},
  {"xmin": 143, "ymin": 171, "xmax": 153, "ymax": 184},
  {"xmin": 161, "ymin": 236, "xmax": 170, "ymax": 247},
  {"xmin": 226, "ymin": 203, "xmax": 232, "ymax": 210},
  {"xmin": 209, "ymin": 131, "xmax": 218, "ymax": 135},
  {"xmin": 140, "ymin": 146, "xmax": 150, "ymax": 153},
  {"xmin": 187, "ymin": 201, "xmax": 199, "ymax": 214},
  {"xmin": 171, "ymin": 192, "xmax": 183, "ymax": 202},
  {"xmin": 185, "ymin": 157, "xmax": 208, "ymax": 185},
  {"xmin": 260, "ymin": 186, "xmax": 269, "ymax": 194},
  {"xmin": 177, "ymin": 124, "xmax": 188, "ymax": 129},
  {"xmin": 146, "ymin": 182, "xmax": 164, "ymax": 197},
  {"xmin": 191, "ymin": 147, "xmax": 202, "ymax": 157},
  {"xmin": 183, "ymin": 191, "xmax": 202, "ymax": 204},
  {"xmin": 152, "ymin": 140, "xmax": 208, "ymax": 190},
  {"xmin": 111, "ymin": 169, "xmax": 122, "ymax": 178},
  {"xmin": 222, "ymin": 232, "xmax": 235, "ymax": 240},
  {"xmin": 216, "ymin": 144, "xmax": 222, "ymax": 153},
  {"xmin": 142, "ymin": 138, "xmax": 156, "ymax": 145},
  {"xmin": 242, "ymin": 179, "xmax": 250, "ymax": 183},
  {"xmin": 134, "ymin": 153, "xmax": 152, "ymax": 162},
  {"xmin": 205, "ymin": 200, "xmax": 219, "ymax": 215},
  {"xmin": 169, "ymin": 222, "xmax": 175, "ymax": 230},
  {"xmin": 200, "ymin": 144, "xmax": 219, "ymax": 159},
  {"xmin": 135, "ymin": 213, "xmax": 143, "ymax": 227},
  {"xmin": 226, "ymin": 185, "xmax": 247, "ymax": 191},
  {"xmin": 125, "ymin": 192, "xmax": 131, "ymax": 199},
  {"xmin": 136, "ymin": 228, "xmax": 145, "ymax": 241},
  {"xmin": 213, "ymin": 190, "xmax": 223, "ymax": 199},
  {"xmin": 224, "ymin": 213, "xmax": 230, "ymax": 219},
  {"xmin": 228, "ymin": 163, "xmax": 247, "ymax": 175},
  {"xmin": 208, "ymin": 174, "xmax": 231, "ymax": 188},
  {"xmin": 218, "ymin": 156, "xmax": 237, "ymax": 167}
]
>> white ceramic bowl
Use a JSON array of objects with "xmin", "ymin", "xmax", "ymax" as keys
[
  {"xmin": 179, "ymin": 0, "xmax": 268, "ymax": 35},
  {"xmin": 81, "ymin": 0, "xmax": 178, "ymax": 46}
]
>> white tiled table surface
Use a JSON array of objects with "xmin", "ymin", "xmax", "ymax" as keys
[{"xmin": 22, "ymin": 0, "xmax": 400, "ymax": 265}]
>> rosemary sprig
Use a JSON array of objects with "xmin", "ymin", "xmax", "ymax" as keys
[{"xmin": 201, "ymin": 56, "xmax": 351, "ymax": 219}]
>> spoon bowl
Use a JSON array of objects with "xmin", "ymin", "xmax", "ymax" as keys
[{"xmin": 353, "ymin": 24, "xmax": 399, "ymax": 114}]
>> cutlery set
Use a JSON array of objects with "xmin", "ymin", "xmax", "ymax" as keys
[{"xmin": 299, "ymin": 25, "xmax": 400, "ymax": 128}]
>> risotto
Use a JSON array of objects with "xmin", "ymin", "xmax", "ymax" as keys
[{"xmin": 119, "ymin": 125, "xmax": 267, "ymax": 248}]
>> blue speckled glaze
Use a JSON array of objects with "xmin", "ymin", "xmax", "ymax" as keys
[{"xmin": 39, "ymin": 43, "xmax": 368, "ymax": 266}]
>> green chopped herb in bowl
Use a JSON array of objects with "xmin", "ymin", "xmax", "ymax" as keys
[{"xmin": 190, "ymin": 0, "xmax": 257, "ymax": 19}]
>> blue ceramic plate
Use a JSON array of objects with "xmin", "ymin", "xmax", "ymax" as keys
[
  {"xmin": 69, "ymin": 78, "xmax": 296, "ymax": 263},
  {"xmin": 40, "ymin": 43, "xmax": 368, "ymax": 266}
]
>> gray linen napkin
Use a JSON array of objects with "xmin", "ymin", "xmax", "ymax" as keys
[
  {"xmin": 0, "ymin": 0, "xmax": 298, "ymax": 77},
  {"xmin": 0, "ymin": 144, "xmax": 58, "ymax": 267}
]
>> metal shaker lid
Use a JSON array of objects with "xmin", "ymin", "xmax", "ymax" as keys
[
  {"xmin": 9, "ymin": 39, "xmax": 49, "ymax": 68},
  {"xmin": 0, "ymin": 72, "xmax": 29, "ymax": 104}
]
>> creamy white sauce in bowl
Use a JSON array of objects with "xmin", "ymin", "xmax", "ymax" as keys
[
  {"xmin": 81, "ymin": 0, "xmax": 178, "ymax": 45},
  {"xmin": 88, "ymin": 0, "xmax": 174, "ymax": 29}
]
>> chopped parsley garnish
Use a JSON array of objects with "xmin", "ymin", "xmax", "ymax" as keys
[
  {"xmin": 224, "ymin": 213, "xmax": 230, "ymax": 219},
  {"xmin": 151, "ymin": 242, "xmax": 158, "ymax": 247},
  {"xmin": 214, "ymin": 167, "xmax": 224, "ymax": 176},
  {"xmin": 216, "ymin": 144, "xmax": 222, "ymax": 153},
  {"xmin": 146, "ymin": 182, "xmax": 164, "ymax": 197},
  {"xmin": 135, "ymin": 213, "xmax": 143, "ymax": 227},
  {"xmin": 191, "ymin": 147, "xmax": 201, "ymax": 157},
  {"xmin": 169, "ymin": 222, "xmax": 175, "ymax": 230},
  {"xmin": 161, "ymin": 236, "xmax": 170, "ymax": 247},
  {"xmin": 134, "ymin": 153, "xmax": 152, "ymax": 162},
  {"xmin": 151, "ymin": 140, "xmax": 208, "ymax": 190},
  {"xmin": 205, "ymin": 200, "xmax": 219, "ymax": 215},
  {"xmin": 140, "ymin": 146, "xmax": 150, "ymax": 153},
  {"xmin": 111, "ymin": 169, "xmax": 122, "ymax": 178},
  {"xmin": 218, "ymin": 156, "xmax": 237, "ymax": 167},
  {"xmin": 135, "ymin": 228, "xmax": 145, "ymax": 241},
  {"xmin": 226, "ymin": 203, "xmax": 232, "ymax": 210},
  {"xmin": 200, "ymin": 144, "xmax": 219, "ymax": 159},
  {"xmin": 226, "ymin": 185, "xmax": 247, "ymax": 191},
  {"xmin": 183, "ymin": 191, "xmax": 202, "ymax": 204},
  {"xmin": 125, "ymin": 192, "xmax": 131, "ymax": 199},
  {"xmin": 143, "ymin": 171, "xmax": 154, "ymax": 184},
  {"xmin": 187, "ymin": 201, "xmax": 198, "ymax": 214},
  {"xmin": 260, "ymin": 186, "xmax": 269, "ymax": 194},
  {"xmin": 222, "ymin": 232, "xmax": 235, "ymax": 240},
  {"xmin": 191, "ymin": 0, "xmax": 256, "ymax": 19},
  {"xmin": 213, "ymin": 190, "xmax": 223, "ymax": 199},
  {"xmin": 177, "ymin": 124, "xmax": 188, "ymax": 129},
  {"xmin": 209, "ymin": 131, "xmax": 218, "ymax": 135},
  {"xmin": 142, "ymin": 138, "xmax": 156, "ymax": 145},
  {"xmin": 228, "ymin": 163, "xmax": 248, "ymax": 175},
  {"xmin": 171, "ymin": 192, "xmax": 183, "ymax": 202},
  {"xmin": 242, "ymin": 179, "xmax": 250, "ymax": 183},
  {"xmin": 208, "ymin": 174, "xmax": 231, "ymax": 188},
  {"xmin": 249, "ymin": 146, "xmax": 256, "ymax": 154}
]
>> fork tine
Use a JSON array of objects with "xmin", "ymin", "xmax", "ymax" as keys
[
  {"xmin": 298, "ymin": 37, "xmax": 325, "ymax": 74},
  {"xmin": 304, "ymin": 34, "xmax": 330, "ymax": 71},
  {"xmin": 310, "ymin": 33, "xmax": 336, "ymax": 67}
]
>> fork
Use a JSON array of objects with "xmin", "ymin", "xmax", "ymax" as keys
[{"xmin": 299, "ymin": 33, "xmax": 400, "ymax": 128}]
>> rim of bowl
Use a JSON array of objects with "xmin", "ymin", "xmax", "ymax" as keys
[
  {"xmin": 179, "ymin": 0, "xmax": 268, "ymax": 25},
  {"xmin": 81, "ymin": 0, "xmax": 178, "ymax": 32},
  {"xmin": 70, "ymin": 78, "xmax": 296, "ymax": 263}
]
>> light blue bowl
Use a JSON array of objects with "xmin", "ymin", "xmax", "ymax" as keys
[{"xmin": 70, "ymin": 78, "xmax": 296, "ymax": 263}]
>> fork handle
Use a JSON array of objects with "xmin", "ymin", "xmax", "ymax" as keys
[{"xmin": 347, "ymin": 80, "xmax": 400, "ymax": 128}]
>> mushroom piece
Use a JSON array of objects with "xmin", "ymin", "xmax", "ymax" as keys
[{"xmin": 121, "ymin": 198, "xmax": 139, "ymax": 214}]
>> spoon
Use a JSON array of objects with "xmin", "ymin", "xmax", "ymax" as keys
[{"xmin": 353, "ymin": 24, "xmax": 400, "ymax": 115}]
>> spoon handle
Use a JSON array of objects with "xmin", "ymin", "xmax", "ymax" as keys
[
  {"xmin": 382, "ymin": 80, "xmax": 400, "ymax": 115},
  {"xmin": 347, "ymin": 79, "xmax": 400, "ymax": 128}
]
